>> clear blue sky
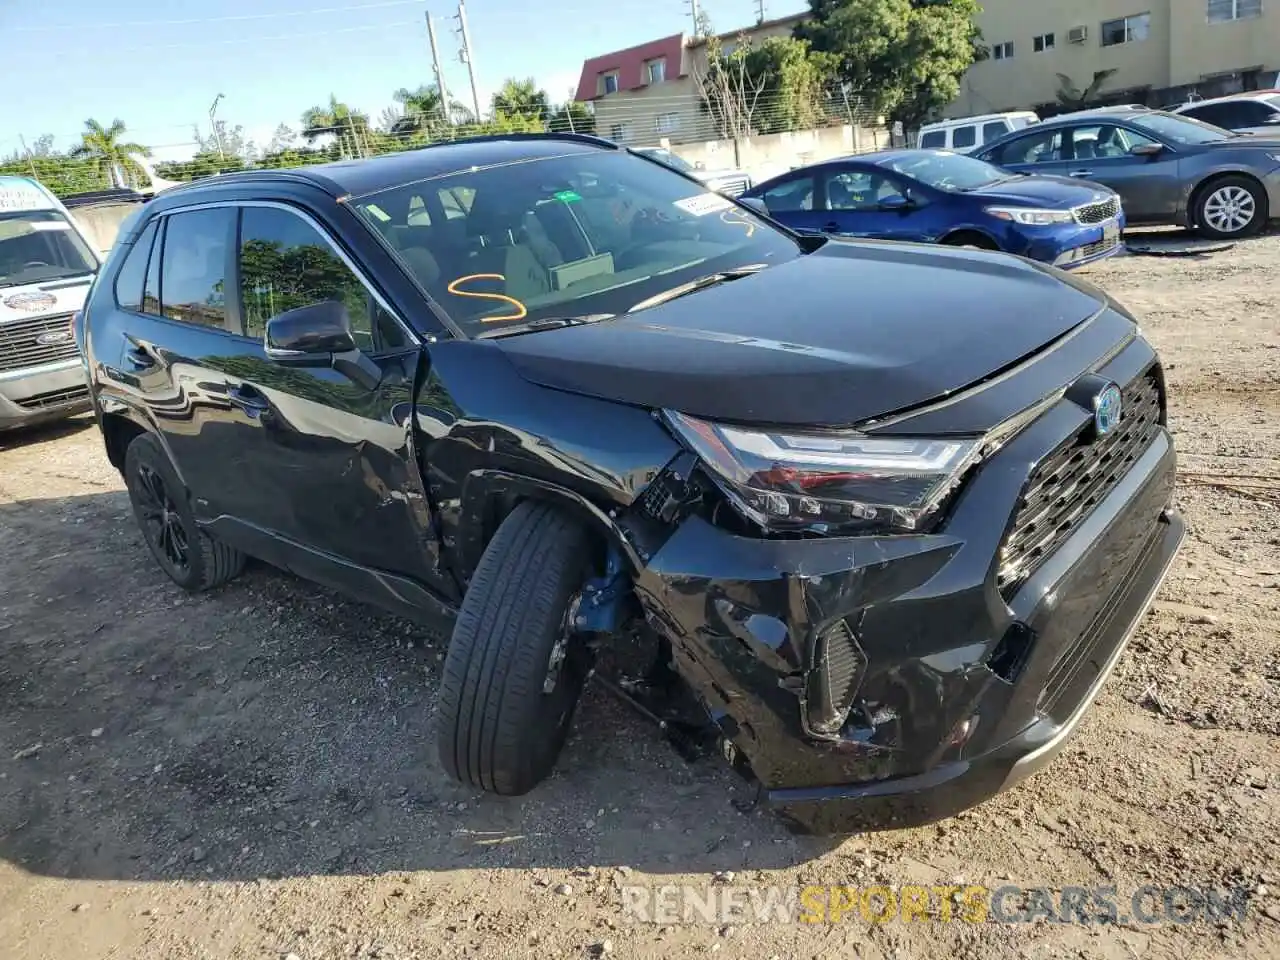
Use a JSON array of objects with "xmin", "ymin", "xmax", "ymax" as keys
[{"xmin": 0, "ymin": 0, "xmax": 807, "ymax": 162}]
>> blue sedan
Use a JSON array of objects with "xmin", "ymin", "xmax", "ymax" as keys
[{"xmin": 740, "ymin": 149, "xmax": 1125, "ymax": 269}]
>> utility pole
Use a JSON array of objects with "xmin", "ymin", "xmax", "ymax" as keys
[
  {"xmin": 685, "ymin": 0, "xmax": 701, "ymax": 35},
  {"xmin": 754, "ymin": 0, "xmax": 765, "ymax": 24},
  {"xmin": 454, "ymin": 0, "xmax": 483, "ymax": 122},
  {"xmin": 17, "ymin": 134, "xmax": 38, "ymax": 178},
  {"xmin": 425, "ymin": 12, "xmax": 451, "ymax": 125},
  {"xmin": 209, "ymin": 93, "xmax": 226, "ymax": 160}
]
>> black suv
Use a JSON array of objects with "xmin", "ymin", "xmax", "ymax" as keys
[{"xmin": 80, "ymin": 134, "xmax": 1183, "ymax": 833}]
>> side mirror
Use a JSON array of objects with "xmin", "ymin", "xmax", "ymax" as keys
[
  {"xmin": 265, "ymin": 300, "xmax": 381, "ymax": 389},
  {"xmin": 738, "ymin": 196, "xmax": 769, "ymax": 215},
  {"xmin": 1130, "ymin": 142, "xmax": 1164, "ymax": 157},
  {"xmin": 878, "ymin": 193, "xmax": 911, "ymax": 211}
]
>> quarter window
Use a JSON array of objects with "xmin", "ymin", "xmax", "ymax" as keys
[
  {"xmin": 113, "ymin": 219, "xmax": 158, "ymax": 312},
  {"xmin": 158, "ymin": 208, "xmax": 234, "ymax": 329},
  {"xmin": 238, "ymin": 206, "xmax": 400, "ymax": 350},
  {"xmin": 1101, "ymin": 13, "xmax": 1151, "ymax": 46}
]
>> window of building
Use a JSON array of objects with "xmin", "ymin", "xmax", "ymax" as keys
[
  {"xmin": 646, "ymin": 58, "xmax": 666, "ymax": 84},
  {"xmin": 609, "ymin": 123, "xmax": 625, "ymax": 141},
  {"xmin": 114, "ymin": 219, "xmax": 158, "ymax": 313},
  {"xmin": 655, "ymin": 112, "xmax": 680, "ymax": 134},
  {"xmin": 600, "ymin": 71, "xmax": 619, "ymax": 95},
  {"xmin": 1033, "ymin": 32, "xmax": 1056, "ymax": 52},
  {"xmin": 1207, "ymin": 0, "xmax": 1263, "ymax": 22},
  {"xmin": 158, "ymin": 208, "xmax": 234, "ymax": 330},
  {"xmin": 992, "ymin": 41, "xmax": 1014, "ymax": 60},
  {"xmin": 1101, "ymin": 12, "xmax": 1151, "ymax": 46}
]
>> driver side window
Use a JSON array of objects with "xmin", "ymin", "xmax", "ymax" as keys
[
  {"xmin": 761, "ymin": 175, "xmax": 815, "ymax": 213},
  {"xmin": 825, "ymin": 171, "xmax": 901, "ymax": 211},
  {"xmin": 1067, "ymin": 124, "xmax": 1157, "ymax": 160}
]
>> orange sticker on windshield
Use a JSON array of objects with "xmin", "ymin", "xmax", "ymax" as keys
[
  {"xmin": 719, "ymin": 209, "xmax": 756, "ymax": 236},
  {"xmin": 446, "ymin": 273, "xmax": 528, "ymax": 323}
]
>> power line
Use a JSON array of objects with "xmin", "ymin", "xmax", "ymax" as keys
[
  {"xmin": 12, "ymin": 0, "xmax": 424, "ymax": 32},
  {"xmin": 68, "ymin": 20, "xmax": 420, "ymax": 54}
]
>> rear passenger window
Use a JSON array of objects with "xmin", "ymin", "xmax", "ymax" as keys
[
  {"xmin": 143, "ymin": 221, "xmax": 163, "ymax": 315},
  {"xmin": 761, "ymin": 175, "xmax": 815, "ymax": 212},
  {"xmin": 113, "ymin": 220, "xmax": 158, "ymax": 312},
  {"xmin": 920, "ymin": 131, "xmax": 946, "ymax": 148},
  {"xmin": 990, "ymin": 129, "xmax": 1062, "ymax": 165},
  {"xmin": 159, "ymin": 208, "xmax": 234, "ymax": 329},
  {"xmin": 951, "ymin": 125, "xmax": 977, "ymax": 149},
  {"xmin": 238, "ymin": 206, "xmax": 403, "ymax": 350},
  {"xmin": 982, "ymin": 121, "xmax": 1009, "ymax": 144}
]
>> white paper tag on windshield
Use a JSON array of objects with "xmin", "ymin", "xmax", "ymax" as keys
[
  {"xmin": 674, "ymin": 193, "xmax": 733, "ymax": 217},
  {"xmin": 28, "ymin": 221, "xmax": 72, "ymax": 232}
]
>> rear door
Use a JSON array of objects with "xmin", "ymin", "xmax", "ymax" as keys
[{"xmin": 754, "ymin": 171, "xmax": 828, "ymax": 235}]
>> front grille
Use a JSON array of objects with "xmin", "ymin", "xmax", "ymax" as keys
[
  {"xmin": 1074, "ymin": 196, "xmax": 1121, "ymax": 224},
  {"xmin": 997, "ymin": 370, "xmax": 1162, "ymax": 599},
  {"xmin": 16, "ymin": 384, "xmax": 89, "ymax": 410},
  {"xmin": 0, "ymin": 313, "xmax": 79, "ymax": 373}
]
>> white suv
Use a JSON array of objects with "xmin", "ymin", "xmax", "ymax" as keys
[{"xmin": 1173, "ymin": 93, "xmax": 1280, "ymax": 137}]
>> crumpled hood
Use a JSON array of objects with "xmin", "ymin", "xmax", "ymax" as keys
[{"xmin": 493, "ymin": 240, "xmax": 1107, "ymax": 427}]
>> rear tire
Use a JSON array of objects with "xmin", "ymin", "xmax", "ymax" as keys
[
  {"xmin": 1193, "ymin": 175, "xmax": 1266, "ymax": 239},
  {"xmin": 123, "ymin": 433, "xmax": 245, "ymax": 592},
  {"xmin": 437, "ymin": 500, "xmax": 594, "ymax": 795}
]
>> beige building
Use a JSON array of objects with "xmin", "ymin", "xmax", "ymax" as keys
[
  {"xmin": 948, "ymin": 0, "xmax": 1280, "ymax": 117},
  {"xmin": 573, "ymin": 14, "xmax": 807, "ymax": 146}
]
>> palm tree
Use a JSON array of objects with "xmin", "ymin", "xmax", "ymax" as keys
[
  {"xmin": 301, "ymin": 95, "xmax": 372, "ymax": 159},
  {"xmin": 491, "ymin": 78, "xmax": 550, "ymax": 124},
  {"xmin": 69, "ymin": 118, "xmax": 150, "ymax": 188},
  {"xmin": 1056, "ymin": 70, "xmax": 1119, "ymax": 112},
  {"xmin": 388, "ymin": 85, "xmax": 459, "ymax": 139}
]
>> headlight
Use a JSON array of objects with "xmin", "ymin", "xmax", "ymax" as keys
[
  {"xmin": 985, "ymin": 205, "xmax": 1076, "ymax": 225},
  {"xmin": 664, "ymin": 411, "xmax": 982, "ymax": 534}
]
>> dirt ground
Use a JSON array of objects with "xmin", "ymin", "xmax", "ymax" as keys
[{"xmin": 1, "ymin": 232, "xmax": 1278, "ymax": 960}]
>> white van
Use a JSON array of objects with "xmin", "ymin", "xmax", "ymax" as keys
[
  {"xmin": 0, "ymin": 176, "xmax": 102, "ymax": 431},
  {"xmin": 916, "ymin": 112, "xmax": 1040, "ymax": 153}
]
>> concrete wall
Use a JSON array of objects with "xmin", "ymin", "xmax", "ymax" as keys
[
  {"xmin": 668, "ymin": 124, "xmax": 892, "ymax": 182},
  {"xmin": 69, "ymin": 202, "xmax": 141, "ymax": 257}
]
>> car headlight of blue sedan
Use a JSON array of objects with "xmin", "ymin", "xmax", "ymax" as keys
[{"xmin": 984, "ymin": 206, "xmax": 1077, "ymax": 225}]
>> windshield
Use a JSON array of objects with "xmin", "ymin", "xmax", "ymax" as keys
[
  {"xmin": 1129, "ymin": 111, "xmax": 1233, "ymax": 144},
  {"xmin": 637, "ymin": 148, "xmax": 696, "ymax": 173},
  {"xmin": 351, "ymin": 150, "xmax": 800, "ymax": 337},
  {"xmin": 877, "ymin": 152, "xmax": 1010, "ymax": 191},
  {"xmin": 0, "ymin": 210, "xmax": 98, "ymax": 289}
]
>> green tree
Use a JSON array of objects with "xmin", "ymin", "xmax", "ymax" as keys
[
  {"xmin": 491, "ymin": 78, "xmax": 549, "ymax": 124},
  {"xmin": 799, "ymin": 0, "xmax": 981, "ymax": 126},
  {"xmin": 742, "ymin": 36, "xmax": 839, "ymax": 133},
  {"xmin": 547, "ymin": 100, "xmax": 594, "ymax": 133},
  {"xmin": 68, "ymin": 118, "xmax": 151, "ymax": 188},
  {"xmin": 301, "ymin": 95, "xmax": 373, "ymax": 159},
  {"xmin": 1056, "ymin": 70, "xmax": 1118, "ymax": 112}
]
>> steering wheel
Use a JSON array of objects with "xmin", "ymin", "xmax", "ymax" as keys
[{"xmin": 23, "ymin": 260, "xmax": 51, "ymax": 268}]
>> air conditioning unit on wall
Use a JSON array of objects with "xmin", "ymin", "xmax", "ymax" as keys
[{"xmin": 1068, "ymin": 25, "xmax": 1088, "ymax": 44}]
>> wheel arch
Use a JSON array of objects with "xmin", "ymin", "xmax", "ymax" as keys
[
  {"xmin": 455, "ymin": 470, "xmax": 642, "ymax": 588},
  {"xmin": 939, "ymin": 227, "xmax": 1001, "ymax": 249}
]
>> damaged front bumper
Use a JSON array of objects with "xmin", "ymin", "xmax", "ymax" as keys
[{"xmin": 628, "ymin": 366, "xmax": 1183, "ymax": 834}]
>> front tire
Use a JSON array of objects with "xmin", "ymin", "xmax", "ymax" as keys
[
  {"xmin": 123, "ymin": 433, "xmax": 245, "ymax": 591},
  {"xmin": 1194, "ymin": 176, "xmax": 1266, "ymax": 239},
  {"xmin": 437, "ymin": 500, "xmax": 594, "ymax": 795}
]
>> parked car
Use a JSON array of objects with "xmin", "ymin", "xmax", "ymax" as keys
[
  {"xmin": 976, "ymin": 106, "xmax": 1280, "ymax": 239},
  {"xmin": 81, "ymin": 132, "xmax": 1183, "ymax": 834},
  {"xmin": 740, "ymin": 149, "xmax": 1124, "ymax": 270},
  {"xmin": 0, "ymin": 175, "xmax": 100, "ymax": 432},
  {"xmin": 1172, "ymin": 92, "xmax": 1280, "ymax": 137},
  {"xmin": 632, "ymin": 146, "xmax": 752, "ymax": 196},
  {"xmin": 916, "ymin": 112, "xmax": 1039, "ymax": 153}
]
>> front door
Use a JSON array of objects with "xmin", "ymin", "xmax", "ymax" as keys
[
  {"xmin": 822, "ymin": 168, "xmax": 928, "ymax": 241},
  {"xmin": 1055, "ymin": 123, "xmax": 1181, "ymax": 222},
  {"xmin": 212, "ymin": 201, "xmax": 459, "ymax": 608},
  {"xmin": 756, "ymin": 172, "xmax": 830, "ymax": 235}
]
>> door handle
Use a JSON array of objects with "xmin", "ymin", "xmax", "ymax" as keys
[
  {"xmin": 227, "ymin": 383, "xmax": 270, "ymax": 416},
  {"xmin": 1068, "ymin": 170, "xmax": 1094, "ymax": 178},
  {"xmin": 123, "ymin": 338, "xmax": 156, "ymax": 370}
]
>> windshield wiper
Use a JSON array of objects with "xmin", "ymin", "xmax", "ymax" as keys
[
  {"xmin": 476, "ymin": 314, "xmax": 615, "ymax": 339},
  {"xmin": 628, "ymin": 264, "xmax": 767, "ymax": 312}
]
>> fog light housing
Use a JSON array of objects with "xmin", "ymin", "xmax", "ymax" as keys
[{"xmin": 803, "ymin": 619, "xmax": 868, "ymax": 739}]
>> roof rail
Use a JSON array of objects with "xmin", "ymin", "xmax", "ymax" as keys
[{"xmin": 424, "ymin": 131, "xmax": 621, "ymax": 150}]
